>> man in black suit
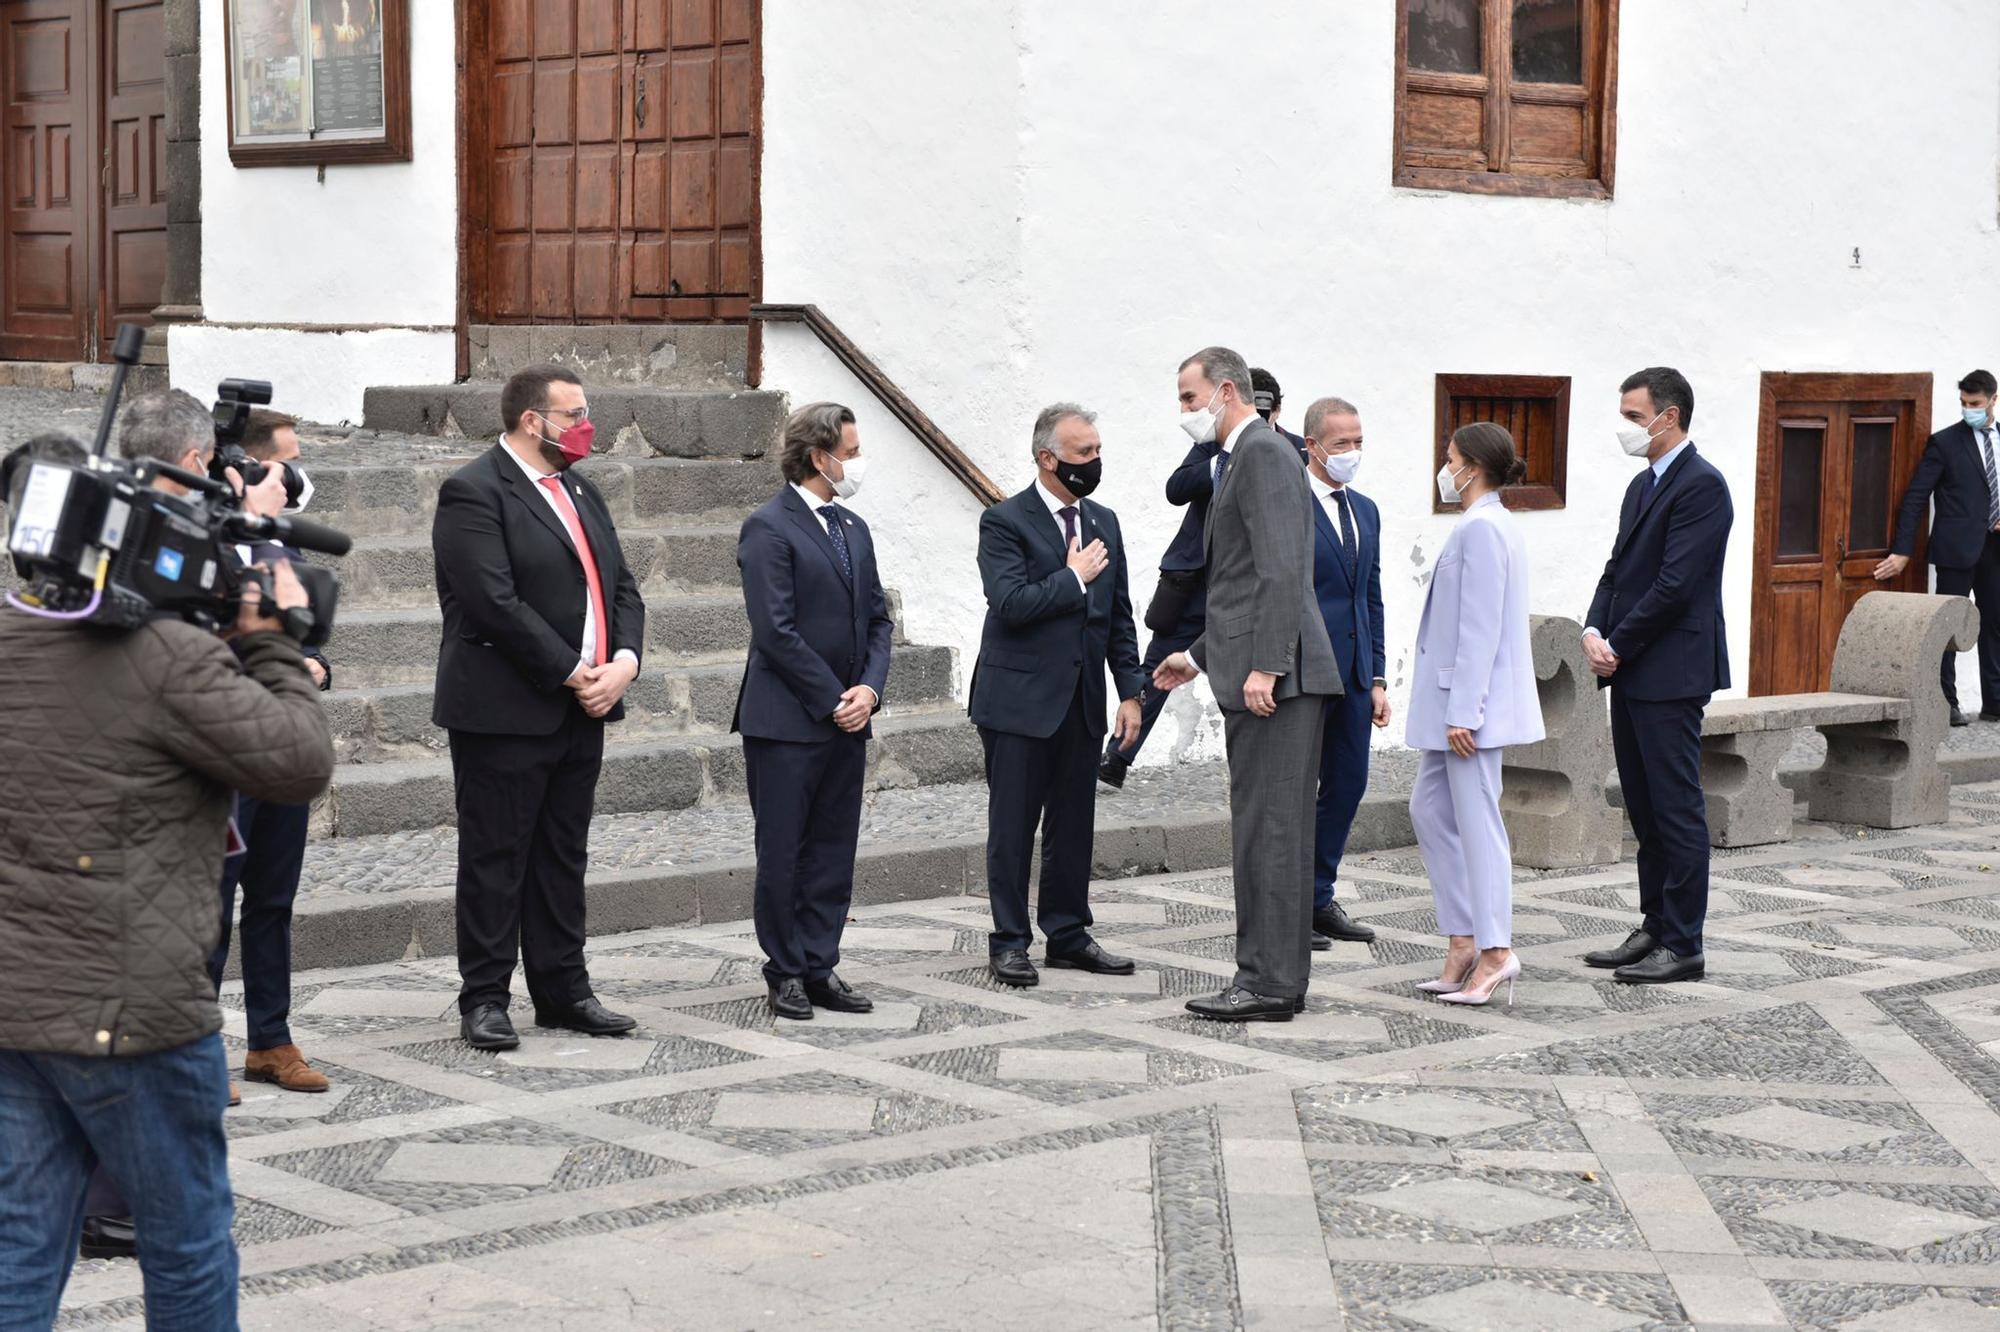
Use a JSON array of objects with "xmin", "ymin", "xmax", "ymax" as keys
[
  {"xmin": 1878, "ymin": 369, "xmax": 2000, "ymax": 726},
  {"xmin": 432, "ymin": 366, "xmax": 647, "ymax": 1050},
  {"xmin": 734, "ymin": 402, "xmax": 894, "ymax": 1020},
  {"xmin": 1250, "ymin": 366, "xmax": 1311, "ymax": 460},
  {"xmin": 1581, "ymin": 366, "xmax": 1734, "ymax": 986},
  {"xmin": 973, "ymin": 403, "xmax": 1149, "ymax": 987}
]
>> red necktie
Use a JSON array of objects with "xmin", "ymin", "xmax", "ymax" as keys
[{"xmin": 538, "ymin": 475, "xmax": 609, "ymax": 666}]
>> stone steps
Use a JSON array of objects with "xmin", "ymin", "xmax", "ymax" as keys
[
  {"xmin": 304, "ymin": 449, "xmax": 783, "ymax": 537},
  {"xmin": 361, "ymin": 382, "xmax": 784, "ymax": 459},
  {"xmin": 323, "ymin": 646, "xmax": 958, "ymax": 762},
  {"xmin": 328, "ymin": 523, "xmax": 743, "ymax": 609},
  {"xmin": 315, "ymin": 709, "xmax": 984, "ymax": 839}
]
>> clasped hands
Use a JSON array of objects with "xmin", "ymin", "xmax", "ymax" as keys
[
  {"xmin": 1583, "ymin": 632, "xmax": 1619, "ymax": 680},
  {"xmin": 830, "ymin": 685, "xmax": 877, "ymax": 734},
  {"xmin": 567, "ymin": 657, "xmax": 640, "ymax": 718}
]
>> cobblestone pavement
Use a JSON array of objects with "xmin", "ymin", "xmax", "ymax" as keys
[{"xmin": 46, "ymin": 784, "xmax": 2000, "ymax": 1330}]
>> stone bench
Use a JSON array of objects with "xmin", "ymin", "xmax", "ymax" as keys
[
  {"xmin": 1700, "ymin": 693, "xmax": 1905, "ymax": 847},
  {"xmin": 1505, "ymin": 594, "xmax": 1977, "ymax": 861}
]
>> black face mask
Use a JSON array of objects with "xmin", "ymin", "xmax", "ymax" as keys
[{"xmin": 1055, "ymin": 456, "xmax": 1102, "ymax": 499}]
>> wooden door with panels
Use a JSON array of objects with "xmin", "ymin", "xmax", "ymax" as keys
[
  {"xmin": 469, "ymin": 0, "xmax": 757, "ymax": 325},
  {"xmin": 0, "ymin": 0, "xmax": 163, "ymax": 362},
  {"xmin": 1750, "ymin": 373, "xmax": 1933, "ymax": 695}
]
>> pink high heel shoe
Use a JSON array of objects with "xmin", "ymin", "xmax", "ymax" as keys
[
  {"xmin": 1415, "ymin": 953, "xmax": 1478, "ymax": 995},
  {"xmin": 1437, "ymin": 955, "xmax": 1520, "ymax": 1007}
]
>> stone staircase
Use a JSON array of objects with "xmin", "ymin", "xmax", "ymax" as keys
[{"xmin": 308, "ymin": 325, "xmax": 984, "ymax": 840}]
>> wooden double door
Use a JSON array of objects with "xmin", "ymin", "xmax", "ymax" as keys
[
  {"xmin": 466, "ymin": 0, "xmax": 757, "ymax": 324},
  {"xmin": 1750, "ymin": 373, "xmax": 1934, "ymax": 695},
  {"xmin": 0, "ymin": 0, "xmax": 166, "ymax": 361}
]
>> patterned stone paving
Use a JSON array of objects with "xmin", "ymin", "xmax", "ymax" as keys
[{"xmin": 52, "ymin": 783, "xmax": 2000, "ymax": 1329}]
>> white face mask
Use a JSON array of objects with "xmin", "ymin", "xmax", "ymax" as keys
[
  {"xmin": 1436, "ymin": 461, "xmax": 1471, "ymax": 505},
  {"xmin": 1616, "ymin": 410, "xmax": 1664, "ymax": 458},
  {"xmin": 1319, "ymin": 449, "xmax": 1362, "ymax": 485},
  {"xmin": 819, "ymin": 453, "xmax": 866, "ymax": 500},
  {"xmin": 1179, "ymin": 386, "xmax": 1221, "ymax": 444}
]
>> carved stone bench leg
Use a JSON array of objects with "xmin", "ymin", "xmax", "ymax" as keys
[
  {"xmin": 1505, "ymin": 615, "xmax": 1622, "ymax": 868},
  {"xmin": 1700, "ymin": 730, "xmax": 1795, "ymax": 847},
  {"xmin": 1805, "ymin": 591, "xmax": 1977, "ymax": 829}
]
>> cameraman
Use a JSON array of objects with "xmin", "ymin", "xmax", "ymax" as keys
[
  {"xmin": 211, "ymin": 408, "xmax": 334, "ymax": 1102},
  {"xmin": 0, "ymin": 392, "xmax": 335, "ymax": 1329}
]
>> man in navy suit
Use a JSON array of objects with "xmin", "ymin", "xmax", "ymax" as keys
[
  {"xmin": 734, "ymin": 402, "xmax": 895, "ymax": 1020},
  {"xmin": 1877, "ymin": 369, "xmax": 2000, "ymax": 726},
  {"xmin": 1582, "ymin": 367, "xmax": 1734, "ymax": 985},
  {"xmin": 973, "ymin": 404, "xmax": 1149, "ymax": 986},
  {"xmin": 1299, "ymin": 398, "xmax": 1388, "ymax": 950}
]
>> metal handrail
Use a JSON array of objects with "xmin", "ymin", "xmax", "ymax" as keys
[{"xmin": 750, "ymin": 303, "xmax": 1005, "ymax": 507}]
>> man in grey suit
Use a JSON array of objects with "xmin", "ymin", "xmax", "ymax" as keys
[{"xmin": 1155, "ymin": 346, "xmax": 1341, "ymax": 1022}]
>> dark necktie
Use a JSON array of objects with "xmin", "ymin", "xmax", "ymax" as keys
[
  {"xmin": 1213, "ymin": 448, "xmax": 1231, "ymax": 493},
  {"xmin": 1982, "ymin": 429, "xmax": 2000, "ymax": 528},
  {"xmin": 1640, "ymin": 468, "xmax": 1658, "ymax": 508},
  {"xmin": 1332, "ymin": 489, "xmax": 1358, "ymax": 578},
  {"xmin": 818, "ymin": 505, "xmax": 852, "ymax": 580},
  {"xmin": 1059, "ymin": 505, "xmax": 1078, "ymax": 547}
]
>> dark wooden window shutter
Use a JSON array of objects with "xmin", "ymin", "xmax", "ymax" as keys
[{"xmin": 1434, "ymin": 373, "xmax": 1571, "ymax": 512}]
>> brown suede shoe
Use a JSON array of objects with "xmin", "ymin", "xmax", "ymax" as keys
[
  {"xmin": 228, "ymin": 1081, "xmax": 241, "ymax": 1108},
  {"xmin": 243, "ymin": 1044, "xmax": 330, "ymax": 1093}
]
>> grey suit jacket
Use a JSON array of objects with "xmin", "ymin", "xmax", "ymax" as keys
[{"xmin": 1188, "ymin": 418, "xmax": 1341, "ymax": 710}]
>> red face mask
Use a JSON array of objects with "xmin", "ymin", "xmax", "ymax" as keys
[{"xmin": 540, "ymin": 415, "xmax": 595, "ymax": 468}]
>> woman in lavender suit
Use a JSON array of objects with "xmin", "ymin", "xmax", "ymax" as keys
[{"xmin": 1405, "ymin": 422, "xmax": 1545, "ymax": 1007}]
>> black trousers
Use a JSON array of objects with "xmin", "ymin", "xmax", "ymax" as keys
[
  {"xmin": 1610, "ymin": 688, "xmax": 1710, "ymax": 957},
  {"xmin": 1934, "ymin": 537, "xmax": 2000, "ymax": 710},
  {"xmin": 744, "ymin": 732, "xmax": 867, "ymax": 985},
  {"xmin": 1105, "ymin": 599, "xmax": 1205, "ymax": 766},
  {"xmin": 448, "ymin": 707, "xmax": 604, "ymax": 1015},
  {"xmin": 206, "ymin": 794, "xmax": 311, "ymax": 1049},
  {"xmin": 982, "ymin": 688, "xmax": 1099, "ymax": 955}
]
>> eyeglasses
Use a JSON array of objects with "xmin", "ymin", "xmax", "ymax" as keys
[{"xmin": 542, "ymin": 406, "xmax": 590, "ymax": 423}]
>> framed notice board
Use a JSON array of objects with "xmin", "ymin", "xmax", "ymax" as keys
[{"xmin": 225, "ymin": 0, "xmax": 411, "ymax": 166}]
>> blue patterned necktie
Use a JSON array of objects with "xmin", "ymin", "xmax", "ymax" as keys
[
  {"xmin": 1213, "ymin": 448, "xmax": 1231, "ymax": 493},
  {"xmin": 818, "ymin": 505, "xmax": 852, "ymax": 580}
]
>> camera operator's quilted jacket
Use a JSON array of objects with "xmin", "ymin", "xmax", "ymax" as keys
[{"xmin": 0, "ymin": 616, "xmax": 333, "ymax": 1057}]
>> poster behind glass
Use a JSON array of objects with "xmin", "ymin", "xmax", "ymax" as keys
[{"xmin": 229, "ymin": 0, "xmax": 388, "ymax": 146}]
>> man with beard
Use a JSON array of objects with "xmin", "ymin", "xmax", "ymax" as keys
[{"xmin": 432, "ymin": 366, "xmax": 647, "ymax": 1050}]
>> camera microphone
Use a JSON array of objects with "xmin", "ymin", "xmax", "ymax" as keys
[{"xmin": 231, "ymin": 513, "xmax": 353, "ymax": 558}]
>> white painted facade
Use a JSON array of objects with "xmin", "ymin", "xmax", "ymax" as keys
[{"xmin": 178, "ymin": 0, "xmax": 2000, "ymax": 749}]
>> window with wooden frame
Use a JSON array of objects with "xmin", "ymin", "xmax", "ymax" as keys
[
  {"xmin": 1434, "ymin": 374, "xmax": 1570, "ymax": 512},
  {"xmin": 1395, "ymin": 0, "xmax": 1618, "ymax": 199}
]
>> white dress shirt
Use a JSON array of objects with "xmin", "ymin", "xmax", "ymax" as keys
[
  {"xmin": 499, "ymin": 439, "xmax": 636, "ymax": 674},
  {"xmin": 1307, "ymin": 469, "xmax": 1350, "ymax": 548},
  {"xmin": 1035, "ymin": 477, "xmax": 1091, "ymax": 593}
]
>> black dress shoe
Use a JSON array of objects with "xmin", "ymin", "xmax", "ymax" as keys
[
  {"xmin": 768, "ymin": 977, "xmax": 813, "ymax": 1020},
  {"xmin": 1613, "ymin": 947, "xmax": 1705, "ymax": 984},
  {"xmin": 1310, "ymin": 932, "xmax": 1332, "ymax": 952},
  {"xmin": 1185, "ymin": 986, "xmax": 1295, "ymax": 1022},
  {"xmin": 1313, "ymin": 902, "xmax": 1376, "ymax": 943},
  {"xmin": 1293, "ymin": 995, "xmax": 1307, "ymax": 1013},
  {"xmin": 990, "ymin": 949, "xmax": 1039, "ymax": 987},
  {"xmin": 1097, "ymin": 755, "xmax": 1129, "ymax": 790},
  {"xmin": 534, "ymin": 996, "xmax": 637, "ymax": 1035},
  {"xmin": 1951, "ymin": 706, "xmax": 1970, "ymax": 727},
  {"xmin": 1046, "ymin": 939, "xmax": 1136, "ymax": 975},
  {"xmin": 461, "ymin": 1003, "xmax": 519, "ymax": 1051},
  {"xmin": 1582, "ymin": 927, "xmax": 1657, "ymax": 969},
  {"xmin": 1982, "ymin": 712, "xmax": 2000, "ymax": 723},
  {"xmin": 79, "ymin": 1215, "xmax": 136, "ymax": 1261},
  {"xmin": 805, "ymin": 972, "xmax": 874, "ymax": 1013}
]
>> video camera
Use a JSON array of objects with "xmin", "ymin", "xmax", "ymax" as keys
[
  {"xmin": 2, "ymin": 324, "xmax": 350, "ymax": 647},
  {"xmin": 208, "ymin": 377, "xmax": 309, "ymax": 509}
]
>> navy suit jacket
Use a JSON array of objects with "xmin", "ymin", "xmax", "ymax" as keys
[
  {"xmin": 1311, "ymin": 486, "xmax": 1386, "ymax": 694},
  {"xmin": 1161, "ymin": 441, "xmax": 1222, "ymax": 574},
  {"xmin": 1585, "ymin": 445, "xmax": 1734, "ymax": 701},
  {"xmin": 968, "ymin": 485, "xmax": 1147, "ymax": 739},
  {"xmin": 732, "ymin": 488, "xmax": 894, "ymax": 742},
  {"xmin": 1891, "ymin": 420, "xmax": 1991, "ymax": 570}
]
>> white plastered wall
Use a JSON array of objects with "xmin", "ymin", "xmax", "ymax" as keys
[
  {"xmin": 169, "ymin": 0, "xmax": 459, "ymax": 423},
  {"xmin": 760, "ymin": 0, "xmax": 2000, "ymax": 754}
]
